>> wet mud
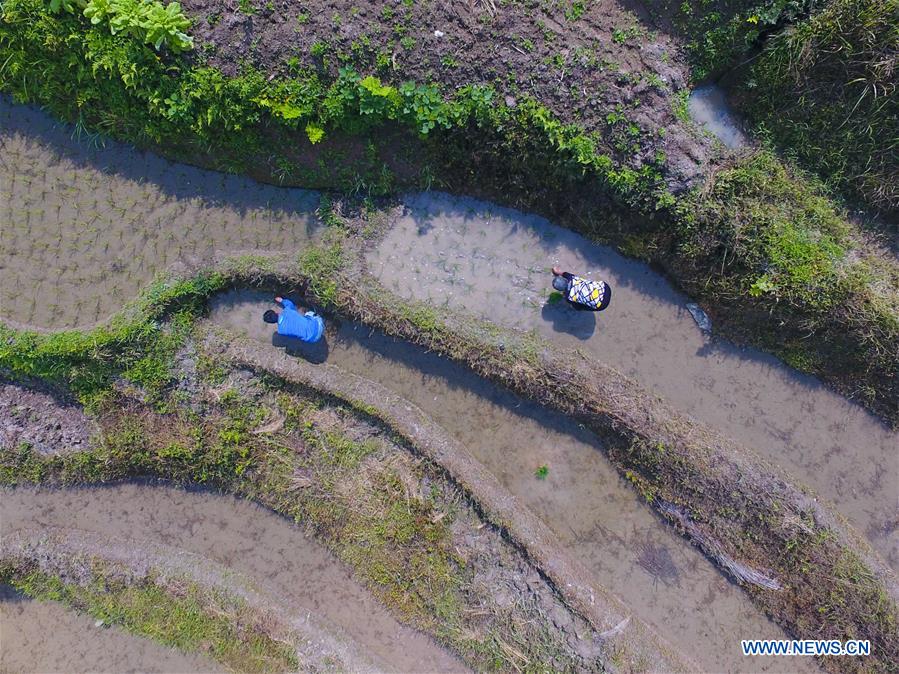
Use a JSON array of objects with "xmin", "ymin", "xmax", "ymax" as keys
[
  {"xmin": 0, "ymin": 379, "xmax": 96, "ymax": 456},
  {"xmin": 367, "ymin": 192, "xmax": 898, "ymax": 570},
  {"xmin": 210, "ymin": 289, "xmax": 821, "ymax": 674},
  {"xmin": 0, "ymin": 584, "xmax": 220, "ymax": 674},
  {"xmin": 0, "ymin": 98, "xmax": 321, "ymax": 329},
  {"xmin": 0, "ymin": 484, "xmax": 466, "ymax": 674}
]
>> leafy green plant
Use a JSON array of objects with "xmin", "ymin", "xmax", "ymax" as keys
[
  {"xmin": 564, "ymin": 0, "xmax": 586, "ymax": 21},
  {"xmin": 305, "ymin": 122, "xmax": 325, "ymax": 144},
  {"xmin": 535, "ymin": 464, "xmax": 549, "ymax": 480},
  {"xmin": 139, "ymin": 1, "xmax": 192, "ymax": 51},
  {"xmin": 49, "ymin": 0, "xmax": 193, "ymax": 52}
]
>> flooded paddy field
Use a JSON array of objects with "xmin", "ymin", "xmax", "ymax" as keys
[
  {"xmin": 211, "ymin": 290, "xmax": 821, "ymax": 674},
  {"xmin": 368, "ymin": 193, "xmax": 899, "ymax": 569},
  {"xmin": 2, "ymin": 91, "xmax": 893, "ymax": 672},
  {"xmin": 2, "ymin": 98, "xmax": 893, "ymax": 572},
  {"xmin": 0, "ymin": 584, "xmax": 220, "ymax": 674},
  {"xmin": 1, "ymin": 484, "xmax": 465, "ymax": 673},
  {"xmin": 0, "ymin": 98, "xmax": 320, "ymax": 329}
]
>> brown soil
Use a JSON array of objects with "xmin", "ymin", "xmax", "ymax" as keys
[
  {"xmin": 180, "ymin": 0, "xmax": 713, "ymax": 189},
  {"xmin": 0, "ymin": 379, "xmax": 96, "ymax": 456}
]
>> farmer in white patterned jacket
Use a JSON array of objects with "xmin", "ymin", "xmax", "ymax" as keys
[{"xmin": 551, "ymin": 267, "xmax": 612, "ymax": 312}]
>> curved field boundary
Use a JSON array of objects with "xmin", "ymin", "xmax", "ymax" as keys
[
  {"xmin": 218, "ymin": 332, "xmax": 695, "ymax": 673},
  {"xmin": 3, "ymin": 251, "xmax": 897, "ymax": 673},
  {"xmin": 0, "ymin": 527, "xmax": 383, "ymax": 673}
]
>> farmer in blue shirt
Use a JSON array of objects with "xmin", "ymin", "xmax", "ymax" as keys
[{"xmin": 263, "ymin": 296, "xmax": 324, "ymax": 343}]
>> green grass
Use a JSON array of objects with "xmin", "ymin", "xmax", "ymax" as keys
[
  {"xmin": 3, "ymin": 570, "xmax": 298, "ymax": 673},
  {"xmin": 0, "ymin": 272, "xmax": 225, "ymax": 409},
  {"xmin": 737, "ymin": 0, "xmax": 898, "ymax": 216},
  {"xmin": 689, "ymin": 151, "xmax": 851, "ymax": 306}
]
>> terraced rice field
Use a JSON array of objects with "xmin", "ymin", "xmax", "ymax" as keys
[{"xmin": 0, "ymin": 98, "xmax": 320, "ymax": 329}]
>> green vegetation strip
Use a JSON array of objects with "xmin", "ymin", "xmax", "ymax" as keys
[
  {"xmin": 0, "ymin": 538, "xmax": 301, "ymax": 673},
  {"xmin": 2, "ymin": 245, "xmax": 896, "ymax": 672}
]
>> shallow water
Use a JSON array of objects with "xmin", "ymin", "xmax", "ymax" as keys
[
  {"xmin": 211, "ymin": 289, "xmax": 821, "ymax": 674},
  {"xmin": 3, "ymin": 97, "xmax": 893, "ymax": 570},
  {"xmin": 0, "ymin": 98, "xmax": 320, "ymax": 329},
  {"xmin": 0, "ymin": 584, "xmax": 220, "ymax": 674},
  {"xmin": 688, "ymin": 84, "xmax": 747, "ymax": 149},
  {"xmin": 0, "ymin": 484, "xmax": 465, "ymax": 674},
  {"xmin": 368, "ymin": 192, "xmax": 899, "ymax": 570}
]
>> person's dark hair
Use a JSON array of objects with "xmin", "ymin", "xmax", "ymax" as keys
[{"xmin": 263, "ymin": 309, "xmax": 278, "ymax": 324}]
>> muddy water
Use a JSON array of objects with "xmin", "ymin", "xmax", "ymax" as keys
[
  {"xmin": 688, "ymin": 84, "xmax": 747, "ymax": 149},
  {"xmin": 0, "ymin": 97, "xmax": 320, "ymax": 329},
  {"xmin": 4, "ymin": 95, "xmax": 892, "ymax": 568},
  {"xmin": 367, "ymin": 192, "xmax": 899, "ymax": 570},
  {"xmin": 0, "ymin": 584, "xmax": 220, "ymax": 674},
  {"xmin": 0, "ymin": 484, "xmax": 465, "ymax": 674},
  {"xmin": 210, "ymin": 290, "xmax": 821, "ymax": 674}
]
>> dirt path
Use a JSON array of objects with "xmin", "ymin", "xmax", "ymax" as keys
[
  {"xmin": 210, "ymin": 291, "xmax": 821, "ymax": 674},
  {"xmin": 367, "ymin": 192, "xmax": 898, "ymax": 570},
  {"xmin": 1, "ymin": 484, "xmax": 466, "ymax": 674},
  {"xmin": 0, "ymin": 584, "xmax": 221, "ymax": 674}
]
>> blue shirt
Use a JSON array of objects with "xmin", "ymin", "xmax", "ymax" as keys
[{"xmin": 277, "ymin": 299, "xmax": 324, "ymax": 343}]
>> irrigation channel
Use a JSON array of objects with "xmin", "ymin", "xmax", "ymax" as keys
[
  {"xmin": 211, "ymin": 291, "xmax": 819, "ymax": 674},
  {"xmin": 1, "ymin": 95, "xmax": 895, "ymax": 669},
  {"xmin": 1, "ymin": 484, "xmax": 466, "ymax": 673},
  {"xmin": 0, "ymin": 583, "xmax": 221, "ymax": 673}
]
